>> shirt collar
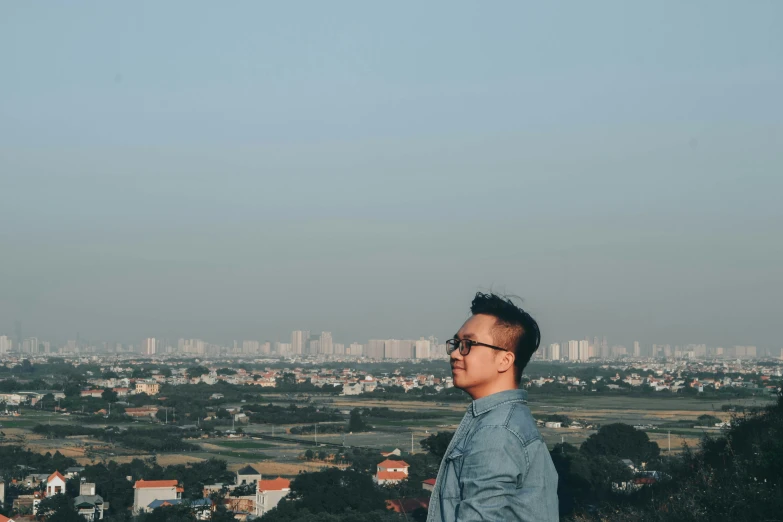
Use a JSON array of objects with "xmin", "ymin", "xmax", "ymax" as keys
[{"xmin": 470, "ymin": 388, "xmax": 528, "ymax": 417}]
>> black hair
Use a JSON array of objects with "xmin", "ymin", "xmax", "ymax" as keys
[{"xmin": 470, "ymin": 292, "xmax": 541, "ymax": 381}]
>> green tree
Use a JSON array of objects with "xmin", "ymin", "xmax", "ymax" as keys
[
  {"xmin": 102, "ymin": 389, "xmax": 119, "ymax": 402},
  {"xmin": 187, "ymin": 366, "xmax": 210, "ymax": 379},
  {"xmin": 347, "ymin": 408, "xmax": 369, "ymax": 432},
  {"xmin": 36, "ymin": 493, "xmax": 84, "ymax": 522},
  {"xmin": 580, "ymin": 423, "xmax": 660, "ymax": 464},
  {"xmin": 420, "ymin": 431, "xmax": 454, "ymax": 459}
]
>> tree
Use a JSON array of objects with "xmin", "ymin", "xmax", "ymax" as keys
[
  {"xmin": 420, "ymin": 431, "xmax": 454, "ymax": 459},
  {"xmin": 284, "ymin": 468, "xmax": 386, "ymax": 515},
  {"xmin": 187, "ymin": 366, "xmax": 210, "ymax": 379},
  {"xmin": 304, "ymin": 449, "xmax": 315, "ymax": 460},
  {"xmin": 102, "ymin": 389, "xmax": 119, "ymax": 403},
  {"xmin": 36, "ymin": 493, "xmax": 83, "ymax": 522},
  {"xmin": 347, "ymin": 409, "xmax": 369, "ymax": 433},
  {"xmin": 580, "ymin": 423, "xmax": 660, "ymax": 464}
]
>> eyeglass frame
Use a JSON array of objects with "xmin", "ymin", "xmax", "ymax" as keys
[{"xmin": 446, "ymin": 337, "xmax": 509, "ymax": 357}]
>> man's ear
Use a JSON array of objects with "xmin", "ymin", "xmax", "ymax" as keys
[{"xmin": 497, "ymin": 351, "xmax": 515, "ymax": 374}]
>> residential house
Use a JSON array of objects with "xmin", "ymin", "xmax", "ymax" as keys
[
  {"xmin": 135, "ymin": 381, "xmax": 160, "ymax": 396},
  {"xmin": 373, "ymin": 459, "xmax": 409, "ymax": 485},
  {"xmin": 81, "ymin": 389, "xmax": 105, "ymax": 399},
  {"xmin": 422, "ymin": 478, "xmax": 436, "ymax": 492},
  {"xmin": 236, "ymin": 465, "xmax": 262, "ymax": 486},
  {"xmin": 0, "ymin": 514, "xmax": 16, "ymax": 522},
  {"xmin": 133, "ymin": 479, "xmax": 183, "ymax": 514},
  {"xmin": 74, "ymin": 482, "xmax": 107, "ymax": 521},
  {"xmin": 46, "ymin": 471, "xmax": 66, "ymax": 496},
  {"xmin": 255, "ymin": 477, "xmax": 290, "ymax": 517}
]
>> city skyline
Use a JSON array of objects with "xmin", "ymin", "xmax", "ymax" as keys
[
  {"xmin": 1, "ymin": 327, "xmax": 777, "ymax": 361},
  {"xmin": 2, "ymin": 3, "xmax": 781, "ymax": 352}
]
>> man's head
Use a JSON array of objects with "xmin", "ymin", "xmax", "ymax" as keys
[{"xmin": 450, "ymin": 292, "xmax": 540, "ymax": 399}]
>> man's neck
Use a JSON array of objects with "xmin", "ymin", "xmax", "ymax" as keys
[{"xmin": 467, "ymin": 380, "xmax": 518, "ymax": 400}]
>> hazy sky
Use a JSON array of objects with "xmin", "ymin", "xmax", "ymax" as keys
[{"xmin": 1, "ymin": 2, "xmax": 781, "ymax": 350}]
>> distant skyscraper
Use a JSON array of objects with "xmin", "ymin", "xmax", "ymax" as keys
[
  {"xmin": 319, "ymin": 332, "xmax": 333, "ymax": 354},
  {"xmin": 143, "ymin": 338, "xmax": 156, "ymax": 356},
  {"xmin": 367, "ymin": 340, "xmax": 385, "ymax": 359},
  {"xmin": 415, "ymin": 339, "xmax": 431, "ymax": 359},
  {"xmin": 568, "ymin": 340, "xmax": 579, "ymax": 361},
  {"xmin": 242, "ymin": 340, "xmax": 260, "ymax": 355},
  {"xmin": 578, "ymin": 340, "xmax": 589, "ymax": 361},
  {"xmin": 349, "ymin": 342, "xmax": 364, "ymax": 356},
  {"xmin": 334, "ymin": 343, "xmax": 345, "ymax": 355},
  {"xmin": 634, "ymin": 341, "xmax": 641, "ymax": 357},
  {"xmin": 23, "ymin": 337, "xmax": 38, "ymax": 354},
  {"xmin": 549, "ymin": 343, "xmax": 560, "ymax": 361},
  {"xmin": 0, "ymin": 335, "xmax": 9, "ymax": 354},
  {"xmin": 291, "ymin": 330, "xmax": 309, "ymax": 355},
  {"xmin": 14, "ymin": 320, "xmax": 22, "ymax": 346}
]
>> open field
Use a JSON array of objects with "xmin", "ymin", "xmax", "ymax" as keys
[{"xmin": 1, "ymin": 392, "xmax": 774, "ymax": 466}]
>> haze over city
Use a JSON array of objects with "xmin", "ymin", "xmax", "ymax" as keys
[{"xmin": 1, "ymin": 2, "xmax": 781, "ymax": 350}]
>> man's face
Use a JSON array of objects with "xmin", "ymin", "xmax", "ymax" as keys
[{"xmin": 450, "ymin": 314, "xmax": 508, "ymax": 395}]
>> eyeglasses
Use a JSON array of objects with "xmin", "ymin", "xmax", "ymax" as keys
[{"xmin": 446, "ymin": 338, "xmax": 509, "ymax": 357}]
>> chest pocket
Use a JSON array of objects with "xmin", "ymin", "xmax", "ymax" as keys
[{"xmin": 441, "ymin": 449, "xmax": 464, "ymax": 500}]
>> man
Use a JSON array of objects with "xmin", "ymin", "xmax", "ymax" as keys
[{"xmin": 426, "ymin": 292, "xmax": 559, "ymax": 522}]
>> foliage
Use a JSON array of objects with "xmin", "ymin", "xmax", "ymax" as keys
[
  {"xmin": 570, "ymin": 392, "xmax": 783, "ymax": 521},
  {"xmin": 187, "ymin": 366, "xmax": 210, "ymax": 379},
  {"xmin": 260, "ymin": 468, "xmax": 387, "ymax": 521},
  {"xmin": 36, "ymin": 492, "xmax": 84, "ymax": 522},
  {"xmin": 244, "ymin": 403, "xmax": 341, "ymax": 425},
  {"xmin": 580, "ymin": 423, "xmax": 660, "ymax": 464},
  {"xmin": 348, "ymin": 408, "xmax": 370, "ymax": 432},
  {"xmin": 420, "ymin": 431, "xmax": 454, "ymax": 459},
  {"xmin": 0, "ymin": 445, "xmax": 77, "ymax": 480}
]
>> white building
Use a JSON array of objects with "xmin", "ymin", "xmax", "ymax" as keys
[
  {"xmin": 45, "ymin": 471, "xmax": 66, "ymax": 497},
  {"xmin": 142, "ymin": 338, "xmax": 156, "ymax": 356},
  {"xmin": 133, "ymin": 480, "xmax": 182, "ymax": 514},
  {"xmin": 0, "ymin": 335, "xmax": 10, "ymax": 354},
  {"xmin": 415, "ymin": 339, "xmax": 431, "ymax": 359},
  {"xmin": 256, "ymin": 478, "xmax": 290, "ymax": 517},
  {"xmin": 319, "ymin": 332, "xmax": 333, "ymax": 354},
  {"xmin": 549, "ymin": 343, "xmax": 560, "ymax": 361},
  {"xmin": 568, "ymin": 341, "xmax": 579, "ymax": 361},
  {"xmin": 373, "ymin": 459, "xmax": 409, "ymax": 485}
]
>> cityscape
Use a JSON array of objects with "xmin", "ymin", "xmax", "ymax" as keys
[{"xmin": 1, "ymin": 325, "xmax": 779, "ymax": 362}]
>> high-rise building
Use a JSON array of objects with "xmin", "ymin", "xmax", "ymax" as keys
[
  {"xmin": 367, "ymin": 340, "xmax": 385, "ymax": 360},
  {"xmin": 242, "ymin": 340, "xmax": 260, "ymax": 355},
  {"xmin": 633, "ymin": 341, "xmax": 641, "ymax": 357},
  {"xmin": 23, "ymin": 337, "xmax": 38, "ymax": 354},
  {"xmin": 578, "ymin": 340, "xmax": 589, "ymax": 361},
  {"xmin": 143, "ymin": 338, "xmax": 156, "ymax": 356},
  {"xmin": 549, "ymin": 343, "xmax": 560, "ymax": 361},
  {"xmin": 334, "ymin": 343, "xmax": 345, "ymax": 355},
  {"xmin": 568, "ymin": 340, "xmax": 579, "ymax": 361},
  {"xmin": 0, "ymin": 335, "xmax": 10, "ymax": 354},
  {"xmin": 349, "ymin": 343, "xmax": 364, "ymax": 356},
  {"xmin": 260, "ymin": 342, "xmax": 271, "ymax": 354},
  {"xmin": 291, "ymin": 331, "xmax": 309, "ymax": 355},
  {"xmin": 319, "ymin": 332, "xmax": 333, "ymax": 355},
  {"xmin": 275, "ymin": 342, "xmax": 292, "ymax": 355},
  {"xmin": 415, "ymin": 339, "xmax": 431, "ymax": 359}
]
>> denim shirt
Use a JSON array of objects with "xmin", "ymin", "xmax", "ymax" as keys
[{"xmin": 426, "ymin": 389, "xmax": 559, "ymax": 522}]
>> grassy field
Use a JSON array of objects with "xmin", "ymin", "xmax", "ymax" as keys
[{"xmin": 2, "ymin": 391, "xmax": 773, "ymax": 465}]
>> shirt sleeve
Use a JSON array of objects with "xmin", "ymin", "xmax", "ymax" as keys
[{"xmin": 456, "ymin": 426, "xmax": 530, "ymax": 522}]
